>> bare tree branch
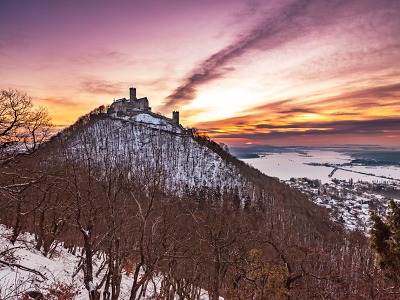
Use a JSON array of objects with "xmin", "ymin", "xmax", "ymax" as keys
[{"xmin": 0, "ymin": 259, "xmax": 47, "ymax": 280}]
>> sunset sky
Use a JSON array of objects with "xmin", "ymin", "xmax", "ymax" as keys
[{"xmin": 1, "ymin": 0, "xmax": 400, "ymax": 146}]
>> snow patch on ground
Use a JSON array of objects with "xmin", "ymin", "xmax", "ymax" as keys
[
  {"xmin": 0, "ymin": 225, "xmax": 219, "ymax": 299},
  {"xmin": 133, "ymin": 113, "xmax": 163, "ymax": 125},
  {"xmin": 0, "ymin": 225, "xmax": 85, "ymax": 299},
  {"xmin": 113, "ymin": 112, "xmax": 181, "ymax": 133}
]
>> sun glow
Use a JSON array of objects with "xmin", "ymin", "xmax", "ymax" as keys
[{"xmin": 183, "ymin": 87, "xmax": 260, "ymax": 123}]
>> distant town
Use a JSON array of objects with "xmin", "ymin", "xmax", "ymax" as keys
[{"xmin": 285, "ymin": 177, "xmax": 400, "ymax": 232}]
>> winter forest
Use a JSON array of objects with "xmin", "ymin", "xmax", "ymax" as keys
[{"xmin": 1, "ymin": 90, "xmax": 400, "ymax": 299}]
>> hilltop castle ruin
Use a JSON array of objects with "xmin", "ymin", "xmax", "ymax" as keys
[{"xmin": 107, "ymin": 87, "xmax": 180, "ymax": 125}]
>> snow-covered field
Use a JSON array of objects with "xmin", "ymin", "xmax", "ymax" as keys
[{"xmin": 243, "ymin": 150, "xmax": 400, "ymax": 183}]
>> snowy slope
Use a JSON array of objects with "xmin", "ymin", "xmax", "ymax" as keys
[
  {"xmin": 61, "ymin": 115, "xmax": 256, "ymax": 198},
  {"xmin": 0, "ymin": 225, "xmax": 85, "ymax": 299},
  {"xmin": 0, "ymin": 225, "xmax": 218, "ymax": 299}
]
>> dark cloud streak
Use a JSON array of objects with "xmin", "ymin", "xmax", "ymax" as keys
[
  {"xmin": 161, "ymin": 0, "xmax": 318, "ymax": 111},
  {"xmin": 253, "ymin": 118, "xmax": 400, "ymax": 131},
  {"xmin": 81, "ymin": 78, "xmax": 126, "ymax": 96},
  {"xmin": 210, "ymin": 118, "xmax": 400, "ymax": 141},
  {"xmin": 39, "ymin": 97, "xmax": 82, "ymax": 108}
]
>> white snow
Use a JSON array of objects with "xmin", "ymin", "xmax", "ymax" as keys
[
  {"xmin": 0, "ymin": 225, "xmax": 220, "ymax": 299},
  {"xmin": 133, "ymin": 113, "xmax": 162, "ymax": 125},
  {"xmin": 0, "ymin": 225, "xmax": 85, "ymax": 299}
]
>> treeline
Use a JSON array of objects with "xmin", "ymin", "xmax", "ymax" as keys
[{"xmin": 0, "ymin": 116, "xmax": 398, "ymax": 299}]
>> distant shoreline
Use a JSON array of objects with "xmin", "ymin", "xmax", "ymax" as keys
[{"xmin": 306, "ymin": 162, "xmax": 400, "ymax": 182}]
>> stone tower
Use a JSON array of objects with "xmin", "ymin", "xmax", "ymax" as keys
[
  {"xmin": 172, "ymin": 111, "xmax": 179, "ymax": 125},
  {"xmin": 129, "ymin": 87, "xmax": 137, "ymax": 100}
]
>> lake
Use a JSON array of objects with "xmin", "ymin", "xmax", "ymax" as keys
[{"xmin": 243, "ymin": 150, "xmax": 400, "ymax": 183}]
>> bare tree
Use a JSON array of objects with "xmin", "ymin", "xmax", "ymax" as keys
[
  {"xmin": 0, "ymin": 88, "xmax": 52, "ymax": 162},
  {"xmin": 0, "ymin": 89, "xmax": 52, "ymax": 247}
]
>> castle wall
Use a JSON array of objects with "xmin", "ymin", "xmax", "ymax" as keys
[
  {"xmin": 136, "ymin": 98, "xmax": 150, "ymax": 111},
  {"xmin": 109, "ymin": 99, "xmax": 128, "ymax": 114}
]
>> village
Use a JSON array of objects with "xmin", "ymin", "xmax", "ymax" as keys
[{"xmin": 285, "ymin": 177, "xmax": 400, "ymax": 232}]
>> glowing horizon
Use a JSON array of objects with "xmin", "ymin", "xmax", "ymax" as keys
[{"xmin": 1, "ymin": 0, "xmax": 399, "ymax": 146}]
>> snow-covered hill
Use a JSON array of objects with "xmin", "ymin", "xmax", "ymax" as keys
[{"xmin": 56, "ymin": 113, "xmax": 257, "ymax": 199}]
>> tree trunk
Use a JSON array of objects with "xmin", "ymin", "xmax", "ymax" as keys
[
  {"xmin": 10, "ymin": 203, "xmax": 22, "ymax": 245},
  {"xmin": 35, "ymin": 210, "xmax": 45, "ymax": 251}
]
